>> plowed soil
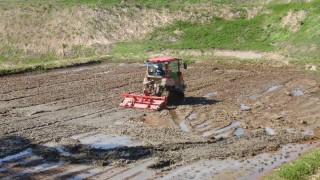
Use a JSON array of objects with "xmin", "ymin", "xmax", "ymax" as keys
[{"xmin": 1, "ymin": 62, "xmax": 320, "ymax": 179}]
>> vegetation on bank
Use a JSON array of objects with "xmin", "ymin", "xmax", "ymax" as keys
[
  {"xmin": 265, "ymin": 147, "xmax": 320, "ymax": 180},
  {"xmin": 111, "ymin": 0, "xmax": 320, "ymax": 60},
  {"xmin": 0, "ymin": 0, "xmax": 319, "ymax": 74}
]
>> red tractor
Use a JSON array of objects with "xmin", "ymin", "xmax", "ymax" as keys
[{"xmin": 120, "ymin": 56, "xmax": 187, "ymax": 110}]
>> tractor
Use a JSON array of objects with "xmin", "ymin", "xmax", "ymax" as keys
[{"xmin": 120, "ymin": 56, "xmax": 187, "ymax": 110}]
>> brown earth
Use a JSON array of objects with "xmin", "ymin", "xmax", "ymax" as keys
[{"xmin": 0, "ymin": 62, "xmax": 320, "ymax": 179}]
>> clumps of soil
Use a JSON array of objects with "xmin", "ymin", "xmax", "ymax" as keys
[
  {"xmin": 110, "ymin": 146, "xmax": 151, "ymax": 161},
  {"xmin": 148, "ymin": 160, "xmax": 175, "ymax": 169}
]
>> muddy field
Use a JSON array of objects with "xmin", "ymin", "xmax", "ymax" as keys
[{"xmin": 0, "ymin": 62, "xmax": 320, "ymax": 179}]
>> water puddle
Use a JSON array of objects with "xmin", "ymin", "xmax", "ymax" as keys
[
  {"xmin": 234, "ymin": 128, "xmax": 244, "ymax": 136},
  {"xmin": 74, "ymin": 133, "xmax": 140, "ymax": 149},
  {"xmin": 240, "ymin": 104, "xmax": 251, "ymax": 111},
  {"xmin": 265, "ymin": 127, "xmax": 276, "ymax": 135},
  {"xmin": 0, "ymin": 148, "xmax": 32, "ymax": 164},
  {"xmin": 179, "ymin": 122, "xmax": 190, "ymax": 133},
  {"xmin": 249, "ymin": 93, "xmax": 261, "ymax": 100},
  {"xmin": 214, "ymin": 133, "xmax": 230, "ymax": 139},
  {"xmin": 203, "ymin": 121, "xmax": 240, "ymax": 137},
  {"xmin": 45, "ymin": 142, "xmax": 71, "ymax": 156},
  {"xmin": 267, "ymin": 84, "xmax": 282, "ymax": 93},
  {"xmin": 291, "ymin": 89, "xmax": 304, "ymax": 97},
  {"xmin": 186, "ymin": 113, "xmax": 197, "ymax": 121},
  {"xmin": 3, "ymin": 161, "xmax": 63, "ymax": 179},
  {"xmin": 249, "ymin": 84, "xmax": 283, "ymax": 100},
  {"xmin": 170, "ymin": 110, "xmax": 191, "ymax": 133},
  {"xmin": 203, "ymin": 92, "xmax": 217, "ymax": 98}
]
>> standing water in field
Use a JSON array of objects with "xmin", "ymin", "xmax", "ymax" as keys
[
  {"xmin": 249, "ymin": 84, "xmax": 283, "ymax": 100},
  {"xmin": 203, "ymin": 121, "xmax": 241, "ymax": 137}
]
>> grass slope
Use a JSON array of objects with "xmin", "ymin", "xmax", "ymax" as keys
[
  {"xmin": 0, "ymin": 0, "xmax": 319, "ymax": 73},
  {"xmin": 112, "ymin": 0, "xmax": 320, "ymax": 61}
]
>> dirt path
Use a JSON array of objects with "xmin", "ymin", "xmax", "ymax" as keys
[{"xmin": 0, "ymin": 62, "xmax": 319, "ymax": 179}]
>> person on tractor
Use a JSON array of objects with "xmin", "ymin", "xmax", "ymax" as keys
[{"xmin": 155, "ymin": 63, "xmax": 165, "ymax": 76}]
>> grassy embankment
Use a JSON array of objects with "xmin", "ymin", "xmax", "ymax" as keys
[
  {"xmin": 0, "ymin": 0, "xmax": 319, "ymax": 75},
  {"xmin": 112, "ymin": 0, "xmax": 320, "ymax": 63},
  {"xmin": 265, "ymin": 147, "xmax": 320, "ymax": 180}
]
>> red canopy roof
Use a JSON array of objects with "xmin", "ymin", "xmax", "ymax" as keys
[{"xmin": 149, "ymin": 56, "xmax": 180, "ymax": 63}]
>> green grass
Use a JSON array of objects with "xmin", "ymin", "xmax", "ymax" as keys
[
  {"xmin": 109, "ymin": 41, "xmax": 150, "ymax": 61},
  {"xmin": 111, "ymin": 15, "xmax": 274, "ymax": 57},
  {"xmin": 1, "ymin": 0, "xmax": 320, "ymax": 75},
  {"xmin": 111, "ymin": 0, "xmax": 320, "ymax": 61},
  {"xmin": 265, "ymin": 147, "xmax": 320, "ymax": 180}
]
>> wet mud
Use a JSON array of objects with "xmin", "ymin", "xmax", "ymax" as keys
[{"xmin": 1, "ymin": 62, "xmax": 320, "ymax": 179}]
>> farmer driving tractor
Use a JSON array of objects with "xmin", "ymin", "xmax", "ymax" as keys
[{"xmin": 155, "ymin": 63, "xmax": 165, "ymax": 76}]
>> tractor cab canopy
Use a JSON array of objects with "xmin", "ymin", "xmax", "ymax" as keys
[
  {"xmin": 149, "ymin": 56, "xmax": 180, "ymax": 63},
  {"xmin": 146, "ymin": 57, "xmax": 181, "ymax": 77}
]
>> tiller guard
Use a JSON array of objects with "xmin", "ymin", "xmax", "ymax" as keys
[{"xmin": 120, "ymin": 93, "xmax": 167, "ymax": 110}]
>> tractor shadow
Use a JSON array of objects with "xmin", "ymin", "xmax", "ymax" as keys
[
  {"xmin": 183, "ymin": 96, "xmax": 220, "ymax": 106},
  {"xmin": 167, "ymin": 96, "xmax": 220, "ymax": 107}
]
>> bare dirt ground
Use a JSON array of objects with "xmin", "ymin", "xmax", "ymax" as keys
[{"xmin": 0, "ymin": 62, "xmax": 320, "ymax": 179}]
